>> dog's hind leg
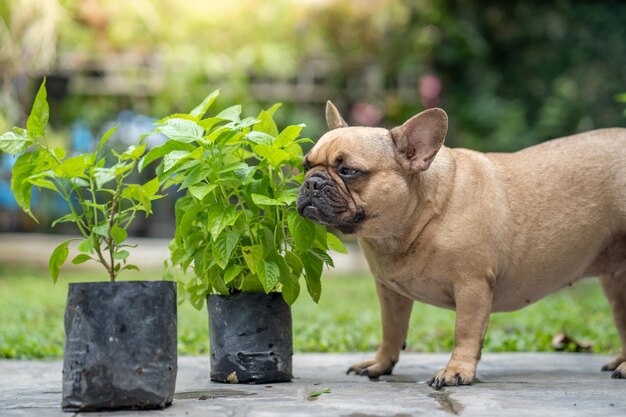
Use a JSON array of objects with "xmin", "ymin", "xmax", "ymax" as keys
[{"xmin": 600, "ymin": 271, "xmax": 626, "ymax": 378}]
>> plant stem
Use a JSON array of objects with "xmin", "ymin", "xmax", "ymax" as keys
[
  {"xmin": 93, "ymin": 235, "xmax": 113, "ymax": 278},
  {"xmin": 59, "ymin": 182, "xmax": 89, "ymax": 238},
  {"xmin": 88, "ymin": 177, "xmax": 99, "ymax": 230},
  {"xmin": 108, "ymin": 195, "xmax": 117, "ymax": 282}
]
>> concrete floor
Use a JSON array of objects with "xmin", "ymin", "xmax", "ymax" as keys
[{"xmin": 1, "ymin": 353, "xmax": 625, "ymax": 416}]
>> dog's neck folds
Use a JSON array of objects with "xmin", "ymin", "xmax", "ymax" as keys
[{"xmin": 360, "ymin": 147, "xmax": 457, "ymax": 256}]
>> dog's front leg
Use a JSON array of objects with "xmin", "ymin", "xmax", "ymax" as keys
[
  {"xmin": 347, "ymin": 280, "xmax": 413, "ymax": 378},
  {"xmin": 429, "ymin": 279, "xmax": 493, "ymax": 389}
]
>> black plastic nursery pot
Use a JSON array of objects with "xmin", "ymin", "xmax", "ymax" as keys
[
  {"xmin": 208, "ymin": 292, "xmax": 293, "ymax": 384},
  {"xmin": 62, "ymin": 281, "xmax": 177, "ymax": 412}
]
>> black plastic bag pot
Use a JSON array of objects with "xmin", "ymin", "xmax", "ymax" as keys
[
  {"xmin": 208, "ymin": 292, "xmax": 292, "ymax": 384},
  {"xmin": 62, "ymin": 281, "xmax": 177, "ymax": 411}
]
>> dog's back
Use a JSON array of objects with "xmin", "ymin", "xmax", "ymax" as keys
[{"xmin": 485, "ymin": 128, "xmax": 626, "ymax": 308}]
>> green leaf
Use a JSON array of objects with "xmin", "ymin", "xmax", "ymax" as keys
[
  {"xmin": 216, "ymin": 105, "xmax": 242, "ymax": 122},
  {"xmin": 274, "ymin": 124, "xmax": 304, "ymax": 148},
  {"xmin": 139, "ymin": 140, "xmax": 194, "ymax": 172},
  {"xmin": 245, "ymin": 131, "xmax": 274, "ymax": 146},
  {"xmin": 186, "ymin": 279, "xmax": 207, "ymax": 310},
  {"xmin": 123, "ymin": 264, "xmax": 140, "ymax": 272},
  {"xmin": 70, "ymin": 177, "xmax": 89, "ymax": 188},
  {"xmin": 177, "ymin": 205, "xmax": 201, "ymax": 240},
  {"xmin": 92, "ymin": 223, "xmax": 109, "ymax": 237},
  {"xmin": 327, "ymin": 232, "xmax": 348, "ymax": 254},
  {"xmin": 254, "ymin": 103, "xmax": 281, "ymax": 135},
  {"xmin": 234, "ymin": 166, "xmax": 256, "ymax": 183},
  {"xmin": 242, "ymin": 245, "xmax": 264, "ymax": 274},
  {"xmin": 288, "ymin": 211, "xmax": 315, "ymax": 251},
  {"xmin": 175, "ymin": 277, "xmax": 187, "ymax": 304},
  {"xmin": 309, "ymin": 247, "xmax": 334, "ymax": 268},
  {"xmin": 26, "ymin": 79, "xmax": 49, "ymax": 138},
  {"xmin": 158, "ymin": 118, "xmax": 204, "ymax": 143},
  {"xmin": 77, "ymin": 237, "xmax": 95, "ymax": 254},
  {"xmin": 110, "ymin": 224, "xmax": 128, "ymax": 244},
  {"xmin": 235, "ymin": 116, "xmax": 260, "ymax": 130},
  {"xmin": 71, "ymin": 254, "xmax": 92, "ymax": 265},
  {"xmin": 97, "ymin": 125, "xmax": 118, "ymax": 155},
  {"xmin": 301, "ymin": 251, "xmax": 323, "ymax": 303},
  {"xmin": 188, "ymin": 183, "xmax": 217, "ymax": 200},
  {"xmin": 212, "ymin": 229, "xmax": 241, "ymax": 269},
  {"xmin": 120, "ymin": 143, "xmax": 147, "ymax": 161},
  {"xmin": 179, "ymin": 165, "xmax": 211, "ymax": 189},
  {"xmin": 208, "ymin": 265, "xmax": 229, "ymax": 295},
  {"xmin": 49, "ymin": 239, "xmax": 71, "ymax": 284},
  {"xmin": 113, "ymin": 250, "xmax": 129, "ymax": 260},
  {"xmin": 163, "ymin": 150, "xmax": 191, "ymax": 172},
  {"xmin": 53, "ymin": 147, "xmax": 66, "ymax": 159},
  {"xmin": 254, "ymin": 144, "xmax": 291, "ymax": 167},
  {"xmin": 198, "ymin": 117, "xmax": 228, "ymax": 133},
  {"xmin": 0, "ymin": 130, "xmax": 33, "ymax": 155},
  {"xmin": 190, "ymin": 89, "xmax": 220, "ymax": 119},
  {"xmin": 223, "ymin": 264, "xmax": 244, "ymax": 284},
  {"xmin": 50, "ymin": 212, "xmax": 78, "ymax": 228},
  {"xmin": 122, "ymin": 183, "xmax": 154, "ymax": 213},
  {"xmin": 219, "ymin": 162, "xmax": 249, "ymax": 174},
  {"xmin": 308, "ymin": 388, "xmax": 331, "ymax": 398},
  {"xmin": 276, "ymin": 256, "xmax": 300, "ymax": 305},
  {"xmin": 251, "ymin": 193, "xmax": 284, "ymax": 206},
  {"xmin": 207, "ymin": 205, "xmax": 239, "ymax": 239},
  {"xmin": 257, "ymin": 260, "xmax": 280, "ymax": 293},
  {"xmin": 11, "ymin": 149, "xmax": 55, "ymax": 220},
  {"xmin": 285, "ymin": 251, "xmax": 304, "ymax": 277},
  {"xmin": 141, "ymin": 177, "xmax": 160, "ymax": 196},
  {"xmin": 93, "ymin": 167, "xmax": 116, "ymax": 189},
  {"xmin": 277, "ymin": 188, "xmax": 299, "ymax": 205},
  {"xmin": 27, "ymin": 176, "xmax": 57, "ymax": 192},
  {"xmin": 55, "ymin": 155, "xmax": 87, "ymax": 177}
]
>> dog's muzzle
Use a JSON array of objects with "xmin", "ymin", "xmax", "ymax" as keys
[
  {"xmin": 296, "ymin": 173, "xmax": 365, "ymax": 234},
  {"xmin": 296, "ymin": 173, "xmax": 332, "ymax": 223}
]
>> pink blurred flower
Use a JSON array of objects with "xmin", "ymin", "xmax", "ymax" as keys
[
  {"xmin": 350, "ymin": 102, "xmax": 383, "ymax": 126},
  {"xmin": 419, "ymin": 75, "xmax": 442, "ymax": 108}
]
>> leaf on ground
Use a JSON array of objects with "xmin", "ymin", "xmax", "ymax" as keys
[{"xmin": 308, "ymin": 388, "xmax": 331, "ymax": 399}]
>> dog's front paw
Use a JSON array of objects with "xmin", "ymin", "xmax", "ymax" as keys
[
  {"xmin": 601, "ymin": 356, "xmax": 626, "ymax": 373},
  {"xmin": 428, "ymin": 360, "xmax": 476, "ymax": 390},
  {"xmin": 347, "ymin": 357, "xmax": 394, "ymax": 379},
  {"xmin": 601, "ymin": 355, "xmax": 626, "ymax": 378}
]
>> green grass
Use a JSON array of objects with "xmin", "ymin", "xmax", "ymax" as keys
[{"xmin": 0, "ymin": 266, "xmax": 620, "ymax": 359}]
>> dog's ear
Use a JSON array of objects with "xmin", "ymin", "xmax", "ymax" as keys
[
  {"xmin": 325, "ymin": 100, "xmax": 348, "ymax": 130},
  {"xmin": 390, "ymin": 108, "xmax": 448, "ymax": 172}
]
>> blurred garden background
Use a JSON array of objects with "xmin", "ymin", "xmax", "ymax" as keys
[
  {"xmin": 0, "ymin": 0, "xmax": 625, "ymax": 358},
  {"xmin": 2, "ymin": 0, "xmax": 626, "ymax": 233}
]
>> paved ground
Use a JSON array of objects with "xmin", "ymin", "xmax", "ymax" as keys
[{"xmin": 1, "ymin": 353, "xmax": 625, "ymax": 416}]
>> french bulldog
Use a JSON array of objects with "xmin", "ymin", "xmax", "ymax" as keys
[{"xmin": 296, "ymin": 101, "xmax": 626, "ymax": 389}]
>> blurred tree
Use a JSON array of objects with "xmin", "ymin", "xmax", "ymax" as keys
[
  {"xmin": 307, "ymin": 0, "xmax": 626, "ymax": 150},
  {"xmin": 2, "ymin": 0, "xmax": 625, "ymax": 233},
  {"xmin": 0, "ymin": 0, "xmax": 62, "ymax": 126}
]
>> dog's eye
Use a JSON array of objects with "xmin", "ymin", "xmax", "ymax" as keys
[{"xmin": 338, "ymin": 166, "xmax": 360, "ymax": 178}]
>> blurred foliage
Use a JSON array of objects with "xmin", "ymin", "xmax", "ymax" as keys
[{"xmin": 1, "ymin": 0, "xmax": 625, "ymax": 154}]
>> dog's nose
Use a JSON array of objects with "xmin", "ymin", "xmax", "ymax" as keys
[{"xmin": 305, "ymin": 175, "xmax": 329, "ymax": 192}]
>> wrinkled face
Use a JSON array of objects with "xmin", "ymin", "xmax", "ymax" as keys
[{"xmin": 296, "ymin": 127, "xmax": 412, "ymax": 236}]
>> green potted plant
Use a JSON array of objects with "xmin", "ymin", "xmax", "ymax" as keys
[
  {"xmin": 143, "ymin": 91, "xmax": 346, "ymax": 384},
  {"xmin": 0, "ymin": 80, "xmax": 177, "ymax": 411}
]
